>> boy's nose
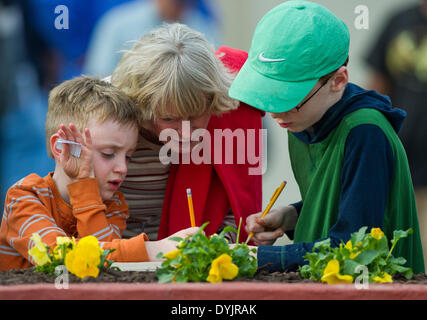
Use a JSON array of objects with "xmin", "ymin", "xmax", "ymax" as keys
[
  {"xmin": 270, "ymin": 109, "xmax": 292, "ymax": 118},
  {"xmin": 270, "ymin": 112, "xmax": 284, "ymax": 119},
  {"xmin": 113, "ymin": 157, "xmax": 128, "ymax": 175}
]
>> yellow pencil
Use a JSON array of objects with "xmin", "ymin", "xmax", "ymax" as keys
[
  {"xmin": 246, "ymin": 181, "xmax": 287, "ymax": 244},
  {"xmin": 186, "ymin": 188, "xmax": 196, "ymax": 227}
]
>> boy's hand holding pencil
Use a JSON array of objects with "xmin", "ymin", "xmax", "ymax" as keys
[
  {"xmin": 245, "ymin": 205, "xmax": 298, "ymax": 246},
  {"xmin": 245, "ymin": 181, "xmax": 299, "ymax": 246}
]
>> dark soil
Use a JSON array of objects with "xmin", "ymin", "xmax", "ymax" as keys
[{"xmin": 1, "ymin": 267, "xmax": 427, "ymax": 285}]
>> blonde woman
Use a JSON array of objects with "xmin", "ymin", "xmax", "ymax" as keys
[{"xmin": 111, "ymin": 23, "xmax": 263, "ymax": 242}]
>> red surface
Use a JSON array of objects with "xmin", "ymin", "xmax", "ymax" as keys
[{"xmin": 1, "ymin": 282, "xmax": 427, "ymax": 300}]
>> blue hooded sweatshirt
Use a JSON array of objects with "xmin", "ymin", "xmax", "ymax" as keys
[{"xmin": 257, "ymin": 82, "xmax": 408, "ymax": 272}]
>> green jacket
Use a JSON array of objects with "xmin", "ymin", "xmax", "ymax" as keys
[{"xmin": 289, "ymin": 108, "xmax": 424, "ymax": 273}]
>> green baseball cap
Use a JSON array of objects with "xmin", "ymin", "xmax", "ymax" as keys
[{"xmin": 229, "ymin": 0, "xmax": 349, "ymax": 113}]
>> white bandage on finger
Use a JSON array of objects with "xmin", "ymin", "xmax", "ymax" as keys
[{"xmin": 56, "ymin": 139, "xmax": 82, "ymax": 158}]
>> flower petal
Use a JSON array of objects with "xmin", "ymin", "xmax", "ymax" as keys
[
  {"xmin": 323, "ymin": 259, "xmax": 340, "ymax": 276},
  {"xmin": 220, "ymin": 263, "xmax": 239, "ymax": 280},
  {"xmin": 163, "ymin": 250, "xmax": 180, "ymax": 260},
  {"xmin": 371, "ymin": 228, "xmax": 384, "ymax": 240},
  {"xmin": 373, "ymin": 272, "xmax": 393, "ymax": 283}
]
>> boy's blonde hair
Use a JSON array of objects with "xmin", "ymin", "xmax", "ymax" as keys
[
  {"xmin": 111, "ymin": 23, "xmax": 238, "ymax": 121},
  {"xmin": 46, "ymin": 76, "xmax": 140, "ymax": 158}
]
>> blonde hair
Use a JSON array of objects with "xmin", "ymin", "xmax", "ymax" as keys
[
  {"xmin": 111, "ymin": 23, "xmax": 238, "ymax": 121},
  {"xmin": 45, "ymin": 76, "xmax": 140, "ymax": 158}
]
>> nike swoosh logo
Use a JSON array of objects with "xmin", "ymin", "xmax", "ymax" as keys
[{"xmin": 258, "ymin": 52, "xmax": 286, "ymax": 62}]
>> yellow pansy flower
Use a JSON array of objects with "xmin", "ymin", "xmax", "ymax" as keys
[
  {"xmin": 53, "ymin": 236, "xmax": 76, "ymax": 259},
  {"xmin": 28, "ymin": 233, "xmax": 51, "ymax": 266},
  {"xmin": 65, "ymin": 236, "xmax": 101, "ymax": 279},
  {"xmin": 373, "ymin": 272, "xmax": 393, "ymax": 283},
  {"xmin": 163, "ymin": 250, "xmax": 180, "ymax": 260},
  {"xmin": 371, "ymin": 228, "xmax": 384, "ymax": 240},
  {"xmin": 321, "ymin": 259, "xmax": 353, "ymax": 285},
  {"xmin": 56, "ymin": 236, "xmax": 75, "ymax": 246},
  {"xmin": 344, "ymin": 240, "xmax": 360, "ymax": 259},
  {"xmin": 163, "ymin": 249, "xmax": 183, "ymax": 268},
  {"xmin": 53, "ymin": 246, "xmax": 62, "ymax": 260},
  {"xmin": 206, "ymin": 254, "xmax": 239, "ymax": 283}
]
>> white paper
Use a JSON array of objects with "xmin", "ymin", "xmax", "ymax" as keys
[{"xmin": 56, "ymin": 139, "xmax": 82, "ymax": 158}]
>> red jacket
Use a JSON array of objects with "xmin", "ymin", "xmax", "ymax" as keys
[{"xmin": 158, "ymin": 47, "xmax": 264, "ymax": 242}]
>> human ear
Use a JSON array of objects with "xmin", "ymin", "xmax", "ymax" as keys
[
  {"xmin": 50, "ymin": 133, "xmax": 62, "ymax": 160},
  {"xmin": 331, "ymin": 66, "xmax": 348, "ymax": 92}
]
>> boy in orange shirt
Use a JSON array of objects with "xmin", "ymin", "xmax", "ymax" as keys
[{"xmin": 0, "ymin": 76, "xmax": 198, "ymax": 270}]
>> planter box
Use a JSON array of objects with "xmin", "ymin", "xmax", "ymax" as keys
[
  {"xmin": 1, "ymin": 282, "xmax": 427, "ymax": 300},
  {"xmin": 1, "ymin": 262, "xmax": 427, "ymax": 300}
]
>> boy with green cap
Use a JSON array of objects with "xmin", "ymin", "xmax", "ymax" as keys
[{"xmin": 230, "ymin": 0, "xmax": 425, "ymax": 273}]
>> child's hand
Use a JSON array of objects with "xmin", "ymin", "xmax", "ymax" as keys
[
  {"xmin": 245, "ymin": 206, "xmax": 298, "ymax": 246},
  {"xmin": 146, "ymin": 227, "xmax": 201, "ymax": 261},
  {"xmin": 57, "ymin": 123, "xmax": 94, "ymax": 181}
]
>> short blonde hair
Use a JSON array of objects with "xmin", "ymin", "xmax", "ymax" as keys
[
  {"xmin": 46, "ymin": 76, "xmax": 140, "ymax": 158},
  {"xmin": 111, "ymin": 23, "xmax": 238, "ymax": 121}
]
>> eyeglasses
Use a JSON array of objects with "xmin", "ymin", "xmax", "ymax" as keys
[{"xmin": 294, "ymin": 76, "xmax": 332, "ymax": 112}]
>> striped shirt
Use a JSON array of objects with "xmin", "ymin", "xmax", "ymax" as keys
[
  {"xmin": 0, "ymin": 173, "xmax": 148, "ymax": 271},
  {"xmin": 120, "ymin": 133, "xmax": 237, "ymax": 241},
  {"xmin": 119, "ymin": 133, "xmax": 170, "ymax": 240}
]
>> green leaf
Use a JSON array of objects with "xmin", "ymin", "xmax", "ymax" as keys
[
  {"xmin": 354, "ymin": 250, "xmax": 379, "ymax": 265},
  {"xmin": 313, "ymin": 239, "xmax": 330, "ymax": 251},
  {"xmin": 373, "ymin": 235, "xmax": 389, "ymax": 254},
  {"xmin": 174, "ymin": 273, "xmax": 190, "ymax": 283},
  {"xmin": 351, "ymin": 226, "xmax": 368, "ymax": 246},
  {"xmin": 156, "ymin": 252, "xmax": 164, "ymax": 259},
  {"xmin": 377, "ymin": 257, "xmax": 387, "ymax": 266},
  {"xmin": 403, "ymin": 268, "xmax": 413, "ymax": 280},
  {"xmin": 220, "ymin": 225, "xmax": 237, "ymax": 236},
  {"xmin": 299, "ymin": 265, "xmax": 311, "ymax": 278},
  {"xmin": 157, "ymin": 271, "xmax": 174, "ymax": 283},
  {"xmin": 342, "ymin": 259, "xmax": 361, "ymax": 276},
  {"xmin": 168, "ymin": 237, "xmax": 183, "ymax": 243},
  {"xmin": 391, "ymin": 228, "xmax": 413, "ymax": 245},
  {"xmin": 199, "ymin": 222, "xmax": 210, "ymax": 232},
  {"xmin": 389, "ymin": 256, "xmax": 407, "ymax": 265},
  {"xmin": 391, "ymin": 264, "xmax": 411, "ymax": 273}
]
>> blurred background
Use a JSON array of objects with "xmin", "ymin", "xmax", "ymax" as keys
[{"xmin": 1, "ymin": 0, "xmax": 425, "ymax": 249}]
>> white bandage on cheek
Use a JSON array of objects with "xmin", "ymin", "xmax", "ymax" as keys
[{"xmin": 56, "ymin": 139, "xmax": 82, "ymax": 158}]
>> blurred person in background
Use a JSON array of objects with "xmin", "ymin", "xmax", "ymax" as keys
[
  {"xmin": 365, "ymin": 0, "xmax": 427, "ymax": 267},
  {"xmin": 24, "ymin": 0, "xmax": 134, "ymax": 88},
  {"xmin": 0, "ymin": 0, "xmax": 54, "ymax": 213},
  {"xmin": 84, "ymin": 0, "xmax": 222, "ymax": 77},
  {"xmin": 1, "ymin": 0, "xmax": 133, "ymax": 213}
]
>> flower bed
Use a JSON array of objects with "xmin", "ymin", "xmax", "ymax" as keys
[
  {"xmin": 2, "ymin": 267, "xmax": 427, "ymax": 286},
  {"xmin": 3, "ymin": 226, "xmax": 427, "ymax": 300}
]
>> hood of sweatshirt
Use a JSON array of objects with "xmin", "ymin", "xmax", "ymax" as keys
[{"xmin": 292, "ymin": 82, "xmax": 406, "ymax": 144}]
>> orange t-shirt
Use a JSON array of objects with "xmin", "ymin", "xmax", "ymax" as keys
[{"xmin": 0, "ymin": 173, "xmax": 149, "ymax": 271}]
